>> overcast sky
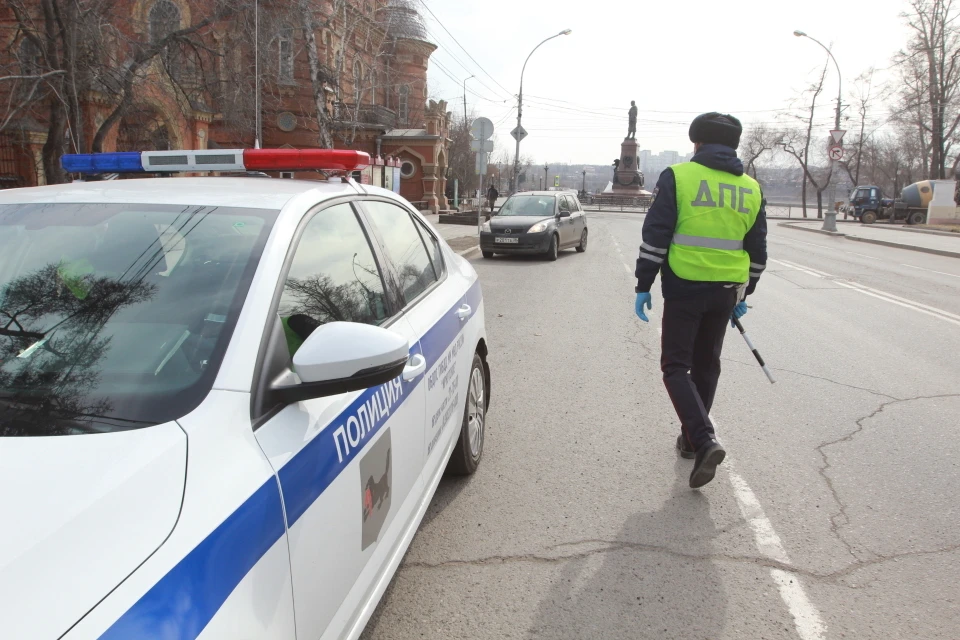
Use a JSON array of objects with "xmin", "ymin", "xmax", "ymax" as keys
[{"xmin": 421, "ymin": 0, "xmax": 911, "ymax": 165}]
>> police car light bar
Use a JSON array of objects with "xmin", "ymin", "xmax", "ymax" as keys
[{"xmin": 61, "ymin": 149, "xmax": 371, "ymax": 175}]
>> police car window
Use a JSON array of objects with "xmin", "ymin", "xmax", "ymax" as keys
[
  {"xmin": 414, "ymin": 217, "xmax": 444, "ymax": 277},
  {"xmin": 363, "ymin": 201, "xmax": 438, "ymax": 304},
  {"xmin": 278, "ymin": 203, "xmax": 388, "ymax": 357},
  {"xmin": 0, "ymin": 202, "xmax": 275, "ymax": 436}
]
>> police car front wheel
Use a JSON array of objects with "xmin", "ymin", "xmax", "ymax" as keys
[{"xmin": 446, "ymin": 352, "xmax": 487, "ymax": 476}]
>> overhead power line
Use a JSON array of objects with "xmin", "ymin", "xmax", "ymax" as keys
[{"xmin": 417, "ymin": 0, "xmax": 515, "ymax": 99}]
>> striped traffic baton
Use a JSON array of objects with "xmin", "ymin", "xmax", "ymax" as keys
[{"xmin": 731, "ymin": 317, "xmax": 775, "ymax": 384}]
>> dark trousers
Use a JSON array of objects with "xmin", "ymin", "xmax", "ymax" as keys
[{"xmin": 661, "ymin": 287, "xmax": 738, "ymax": 451}]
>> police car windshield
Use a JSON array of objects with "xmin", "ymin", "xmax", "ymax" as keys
[
  {"xmin": 498, "ymin": 195, "xmax": 556, "ymax": 217},
  {"xmin": 0, "ymin": 203, "xmax": 276, "ymax": 436}
]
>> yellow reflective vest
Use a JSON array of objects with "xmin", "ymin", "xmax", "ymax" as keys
[{"xmin": 669, "ymin": 162, "xmax": 762, "ymax": 283}]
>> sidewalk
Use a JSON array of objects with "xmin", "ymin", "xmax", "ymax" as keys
[
  {"xmin": 783, "ymin": 220, "xmax": 960, "ymax": 259},
  {"xmin": 422, "ymin": 213, "xmax": 480, "ymax": 256}
]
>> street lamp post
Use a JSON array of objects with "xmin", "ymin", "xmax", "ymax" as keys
[
  {"xmin": 793, "ymin": 31, "xmax": 841, "ymax": 132},
  {"xmin": 582, "ymin": 169, "xmax": 586, "ymax": 195},
  {"xmin": 794, "ymin": 30, "xmax": 843, "ymax": 229},
  {"xmin": 463, "ymin": 75, "xmax": 475, "ymax": 203},
  {"xmin": 512, "ymin": 29, "xmax": 572, "ymax": 193},
  {"xmin": 544, "ymin": 164, "xmax": 549, "ymax": 190}
]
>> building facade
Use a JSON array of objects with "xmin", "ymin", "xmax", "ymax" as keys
[{"xmin": 0, "ymin": 0, "xmax": 450, "ymax": 210}]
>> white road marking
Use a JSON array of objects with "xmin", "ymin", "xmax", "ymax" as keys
[
  {"xmin": 773, "ymin": 235, "xmax": 886, "ymax": 261},
  {"xmin": 725, "ymin": 456, "xmax": 827, "ymax": 640},
  {"xmin": 901, "ymin": 263, "xmax": 960, "ymax": 279},
  {"xmin": 770, "ymin": 258, "xmax": 960, "ymax": 327},
  {"xmin": 844, "ymin": 251, "xmax": 881, "ymax": 261},
  {"xmin": 770, "ymin": 236, "xmax": 831, "ymax": 250}
]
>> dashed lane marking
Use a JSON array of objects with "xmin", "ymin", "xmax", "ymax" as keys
[
  {"xmin": 726, "ymin": 469, "xmax": 827, "ymax": 640},
  {"xmin": 901, "ymin": 263, "xmax": 960, "ymax": 279},
  {"xmin": 710, "ymin": 412, "xmax": 828, "ymax": 640},
  {"xmin": 771, "ymin": 258, "xmax": 960, "ymax": 327}
]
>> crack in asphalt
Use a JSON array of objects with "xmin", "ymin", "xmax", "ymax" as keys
[
  {"xmin": 721, "ymin": 356, "xmax": 901, "ymax": 400},
  {"xmin": 400, "ymin": 536, "xmax": 960, "ymax": 590},
  {"xmin": 815, "ymin": 393, "xmax": 960, "ymax": 563}
]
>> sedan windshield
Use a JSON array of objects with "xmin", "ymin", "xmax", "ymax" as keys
[
  {"xmin": 0, "ymin": 203, "xmax": 276, "ymax": 436},
  {"xmin": 498, "ymin": 195, "xmax": 556, "ymax": 217}
]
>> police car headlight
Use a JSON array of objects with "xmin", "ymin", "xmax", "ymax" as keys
[
  {"xmin": 480, "ymin": 221, "xmax": 491, "ymax": 232},
  {"xmin": 527, "ymin": 221, "xmax": 549, "ymax": 233}
]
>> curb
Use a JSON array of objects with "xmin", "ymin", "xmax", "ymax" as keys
[
  {"xmin": 844, "ymin": 235, "xmax": 960, "ymax": 259},
  {"xmin": 857, "ymin": 225, "xmax": 960, "ymax": 239},
  {"xmin": 779, "ymin": 221, "xmax": 960, "ymax": 259},
  {"xmin": 457, "ymin": 245, "xmax": 481, "ymax": 258},
  {"xmin": 778, "ymin": 222, "xmax": 845, "ymax": 237}
]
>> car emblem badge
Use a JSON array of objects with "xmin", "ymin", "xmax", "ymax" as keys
[{"xmin": 505, "ymin": 229, "xmax": 511, "ymax": 234}]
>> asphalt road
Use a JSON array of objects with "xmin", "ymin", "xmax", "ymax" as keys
[{"xmin": 361, "ymin": 213, "xmax": 960, "ymax": 640}]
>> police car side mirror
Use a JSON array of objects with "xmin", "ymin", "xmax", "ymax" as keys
[
  {"xmin": 558, "ymin": 210, "xmax": 571, "ymax": 218},
  {"xmin": 272, "ymin": 322, "xmax": 410, "ymax": 404}
]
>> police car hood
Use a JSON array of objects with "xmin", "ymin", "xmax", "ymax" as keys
[{"xmin": 0, "ymin": 422, "xmax": 187, "ymax": 639}]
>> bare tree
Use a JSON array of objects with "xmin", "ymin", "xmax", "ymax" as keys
[
  {"xmin": 295, "ymin": 0, "xmax": 399, "ymax": 149},
  {"xmin": 3, "ymin": 0, "xmax": 237, "ymax": 182},
  {"xmin": 780, "ymin": 60, "xmax": 834, "ymax": 218},
  {"xmin": 739, "ymin": 123, "xmax": 778, "ymax": 179},
  {"xmin": 0, "ymin": 70, "xmax": 66, "ymax": 135},
  {"xmin": 892, "ymin": 0, "xmax": 960, "ymax": 178},
  {"xmin": 91, "ymin": 3, "xmax": 236, "ymax": 153},
  {"xmin": 839, "ymin": 69, "xmax": 878, "ymax": 187}
]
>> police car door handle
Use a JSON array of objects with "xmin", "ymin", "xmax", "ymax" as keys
[
  {"xmin": 402, "ymin": 353, "xmax": 426, "ymax": 381},
  {"xmin": 456, "ymin": 304, "xmax": 472, "ymax": 321}
]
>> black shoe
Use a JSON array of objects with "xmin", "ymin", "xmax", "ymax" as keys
[
  {"xmin": 676, "ymin": 434, "xmax": 695, "ymax": 459},
  {"xmin": 689, "ymin": 439, "xmax": 726, "ymax": 489}
]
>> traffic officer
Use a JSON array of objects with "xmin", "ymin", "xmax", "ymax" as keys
[{"xmin": 634, "ymin": 112, "xmax": 767, "ymax": 488}]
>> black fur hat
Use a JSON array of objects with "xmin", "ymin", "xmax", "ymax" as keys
[{"xmin": 689, "ymin": 112, "xmax": 743, "ymax": 149}]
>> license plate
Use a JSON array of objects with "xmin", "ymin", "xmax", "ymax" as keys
[{"xmin": 495, "ymin": 237, "xmax": 518, "ymax": 244}]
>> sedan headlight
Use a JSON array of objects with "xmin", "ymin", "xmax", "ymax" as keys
[
  {"xmin": 480, "ymin": 221, "xmax": 491, "ymax": 232},
  {"xmin": 527, "ymin": 221, "xmax": 549, "ymax": 233}
]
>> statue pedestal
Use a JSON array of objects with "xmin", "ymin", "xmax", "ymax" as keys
[{"xmin": 611, "ymin": 138, "xmax": 644, "ymax": 193}]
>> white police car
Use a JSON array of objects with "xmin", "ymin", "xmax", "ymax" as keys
[{"xmin": 0, "ymin": 149, "xmax": 489, "ymax": 639}]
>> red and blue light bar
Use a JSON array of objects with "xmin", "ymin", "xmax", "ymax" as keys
[{"xmin": 61, "ymin": 149, "xmax": 371, "ymax": 175}]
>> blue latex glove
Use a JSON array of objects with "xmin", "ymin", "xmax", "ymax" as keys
[
  {"xmin": 731, "ymin": 301, "xmax": 747, "ymax": 327},
  {"xmin": 635, "ymin": 292, "xmax": 652, "ymax": 322}
]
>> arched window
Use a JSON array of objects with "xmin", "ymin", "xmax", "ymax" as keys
[
  {"xmin": 277, "ymin": 27, "xmax": 294, "ymax": 84},
  {"xmin": 17, "ymin": 38, "xmax": 43, "ymax": 77},
  {"xmin": 353, "ymin": 60, "xmax": 363, "ymax": 104},
  {"xmin": 148, "ymin": 0, "xmax": 181, "ymax": 43},
  {"xmin": 398, "ymin": 84, "xmax": 409, "ymax": 124}
]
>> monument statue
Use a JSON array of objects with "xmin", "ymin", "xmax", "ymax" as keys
[{"xmin": 627, "ymin": 100, "xmax": 638, "ymax": 140}]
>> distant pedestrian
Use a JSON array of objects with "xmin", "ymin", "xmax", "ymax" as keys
[
  {"xmin": 486, "ymin": 184, "xmax": 499, "ymax": 213},
  {"xmin": 633, "ymin": 112, "xmax": 768, "ymax": 489}
]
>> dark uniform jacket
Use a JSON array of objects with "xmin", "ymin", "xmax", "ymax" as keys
[{"xmin": 635, "ymin": 144, "xmax": 767, "ymax": 299}]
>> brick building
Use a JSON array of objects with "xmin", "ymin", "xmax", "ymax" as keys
[{"xmin": 0, "ymin": 0, "xmax": 451, "ymax": 210}]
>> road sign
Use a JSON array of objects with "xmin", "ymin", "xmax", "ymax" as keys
[
  {"xmin": 830, "ymin": 129, "xmax": 846, "ymax": 145},
  {"xmin": 828, "ymin": 144, "xmax": 844, "ymax": 161},
  {"xmin": 510, "ymin": 125, "xmax": 528, "ymax": 142},
  {"xmin": 475, "ymin": 152, "xmax": 488, "ymax": 175},
  {"xmin": 471, "ymin": 117, "xmax": 494, "ymax": 141},
  {"xmin": 470, "ymin": 139, "xmax": 494, "ymax": 152}
]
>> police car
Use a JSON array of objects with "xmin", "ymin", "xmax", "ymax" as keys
[{"xmin": 0, "ymin": 149, "xmax": 490, "ymax": 639}]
